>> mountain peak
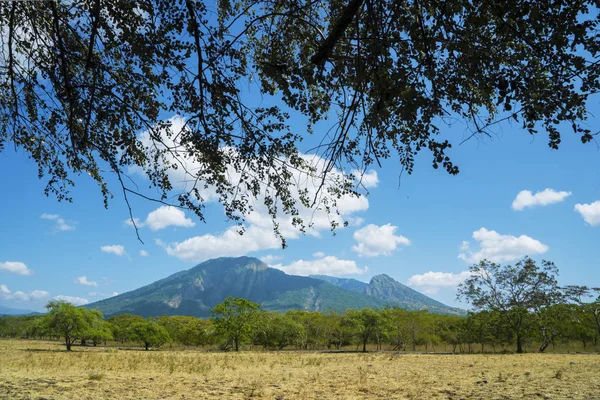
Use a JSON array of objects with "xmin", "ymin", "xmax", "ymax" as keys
[{"xmin": 369, "ymin": 274, "xmax": 395, "ymax": 283}]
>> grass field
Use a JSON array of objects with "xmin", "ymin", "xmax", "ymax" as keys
[{"xmin": 1, "ymin": 340, "xmax": 599, "ymax": 399}]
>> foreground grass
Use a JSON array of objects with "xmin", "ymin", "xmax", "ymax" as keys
[{"xmin": 1, "ymin": 340, "xmax": 599, "ymax": 399}]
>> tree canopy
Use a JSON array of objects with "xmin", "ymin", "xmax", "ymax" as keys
[
  {"xmin": 1, "ymin": 0, "xmax": 599, "ymax": 241},
  {"xmin": 457, "ymin": 257, "xmax": 564, "ymax": 353}
]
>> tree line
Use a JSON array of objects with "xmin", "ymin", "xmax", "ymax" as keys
[
  {"xmin": 0, "ymin": 297, "xmax": 598, "ymax": 354},
  {"xmin": 1, "ymin": 258, "xmax": 598, "ymax": 353}
]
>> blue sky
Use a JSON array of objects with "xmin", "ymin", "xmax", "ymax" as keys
[{"xmin": 1, "ymin": 113, "xmax": 599, "ymax": 312}]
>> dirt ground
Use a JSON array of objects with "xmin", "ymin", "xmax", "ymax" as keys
[{"xmin": 1, "ymin": 339, "xmax": 599, "ymax": 399}]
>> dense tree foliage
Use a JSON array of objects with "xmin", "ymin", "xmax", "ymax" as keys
[
  {"xmin": 127, "ymin": 320, "xmax": 171, "ymax": 350},
  {"xmin": 1, "ymin": 1, "xmax": 599, "ymax": 240},
  {"xmin": 211, "ymin": 296, "xmax": 261, "ymax": 351},
  {"xmin": 42, "ymin": 300, "xmax": 107, "ymax": 351}
]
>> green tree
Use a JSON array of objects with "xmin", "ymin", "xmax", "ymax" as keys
[
  {"xmin": 43, "ymin": 300, "xmax": 90, "ymax": 351},
  {"xmin": 458, "ymin": 257, "xmax": 563, "ymax": 353},
  {"xmin": 128, "ymin": 321, "xmax": 171, "ymax": 351},
  {"xmin": 107, "ymin": 314, "xmax": 146, "ymax": 343},
  {"xmin": 2, "ymin": 1, "xmax": 599, "ymax": 242},
  {"xmin": 154, "ymin": 315, "xmax": 213, "ymax": 347},
  {"xmin": 211, "ymin": 297, "xmax": 261, "ymax": 351},
  {"xmin": 346, "ymin": 308, "xmax": 381, "ymax": 352},
  {"xmin": 80, "ymin": 309, "xmax": 113, "ymax": 346}
]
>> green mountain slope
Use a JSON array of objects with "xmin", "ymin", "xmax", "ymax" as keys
[
  {"xmin": 311, "ymin": 274, "xmax": 466, "ymax": 316},
  {"xmin": 86, "ymin": 257, "xmax": 384, "ymax": 317},
  {"xmin": 86, "ymin": 257, "xmax": 464, "ymax": 317},
  {"xmin": 308, "ymin": 275, "xmax": 368, "ymax": 292}
]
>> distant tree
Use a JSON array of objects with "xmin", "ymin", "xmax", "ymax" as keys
[
  {"xmin": 458, "ymin": 257, "xmax": 563, "ymax": 353},
  {"xmin": 346, "ymin": 308, "xmax": 381, "ymax": 352},
  {"xmin": 43, "ymin": 300, "xmax": 90, "ymax": 351},
  {"xmin": 564, "ymin": 286, "xmax": 600, "ymax": 338},
  {"xmin": 107, "ymin": 314, "xmax": 146, "ymax": 343},
  {"xmin": 154, "ymin": 315, "xmax": 213, "ymax": 346},
  {"xmin": 211, "ymin": 297, "xmax": 261, "ymax": 351},
  {"xmin": 128, "ymin": 321, "xmax": 171, "ymax": 351}
]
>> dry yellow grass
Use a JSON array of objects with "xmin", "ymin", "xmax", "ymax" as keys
[{"xmin": 1, "ymin": 339, "xmax": 599, "ymax": 399}]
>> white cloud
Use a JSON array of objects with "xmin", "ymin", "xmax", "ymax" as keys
[
  {"xmin": 88, "ymin": 292, "xmax": 98, "ymax": 297},
  {"xmin": 574, "ymin": 201, "xmax": 600, "ymax": 226},
  {"xmin": 352, "ymin": 169, "xmax": 379, "ymax": 188},
  {"xmin": 101, "ymin": 245, "xmax": 126, "ymax": 256},
  {"xmin": 29, "ymin": 290, "xmax": 50, "ymax": 300},
  {"xmin": 40, "ymin": 213, "xmax": 76, "ymax": 231},
  {"xmin": 352, "ymin": 224, "xmax": 411, "ymax": 257},
  {"xmin": 0, "ymin": 285, "xmax": 49, "ymax": 302},
  {"xmin": 139, "ymin": 250, "xmax": 150, "ymax": 257},
  {"xmin": 259, "ymin": 254, "xmax": 282, "ymax": 264},
  {"xmin": 271, "ymin": 255, "xmax": 368, "ymax": 276},
  {"xmin": 53, "ymin": 295, "xmax": 89, "ymax": 306},
  {"xmin": 458, "ymin": 227, "xmax": 549, "ymax": 264},
  {"xmin": 312, "ymin": 252, "xmax": 325, "ymax": 258},
  {"xmin": 0, "ymin": 261, "xmax": 32, "ymax": 276},
  {"xmin": 512, "ymin": 189, "xmax": 571, "ymax": 211},
  {"xmin": 407, "ymin": 271, "xmax": 473, "ymax": 295},
  {"xmin": 74, "ymin": 276, "xmax": 98, "ymax": 287},
  {"xmin": 164, "ymin": 225, "xmax": 281, "ymax": 262},
  {"xmin": 126, "ymin": 206, "xmax": 195, "ymax": 231},
  {"xmin": 111, "ymin": 292, "xmax": 119, "ymax": 297}
]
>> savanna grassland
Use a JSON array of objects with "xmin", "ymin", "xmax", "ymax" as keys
[{"xmin": 1, "ymin": 340, "xmax": 599, "ymax": 400}]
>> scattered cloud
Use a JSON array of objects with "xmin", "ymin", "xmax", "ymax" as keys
[
  {"xmin": 101, "ymin": 245, "xmax": 126, "ymax": 256},
  {"xmin": 0, "ymin": 285, "xmax": 49, "ymax": 302},
  {"xmin": 40, "ymin": 213, "xmax": 76, "ymax": 232},
  {"xmin": 125, "ymin": 206, "xmax": 195, "ymax": 231},
  {"xmin": 163, "ymin": 225, "xmax": 280, "ymax": 262},
  {"xmin": 74, "ymin": 276, "xmax": 98, "ymax": 287},
  {"xmin": 30, "ymin": 290, "xmax": 50, "ymax": 300},
  {"xmin": 0, "ymin": 261, "xmax": 32, "ymax": 276},
  {"xmin": 312, "ymin": 252, "xmax": 325, "ymax": 258},
  {"xmin": 512, "ymin": 189, "xmax": 571, "ymax": 211},
  {"xmin": 458, "ymin": 227, "xmax": 549, "ymax": 264},
  {"xmin": 407, "ymin": 271, "xmax": 472, "ymax": 295},
  {"xmin": 352, "ymin": 224, "xmax": 411, "ymax": 257},
  {"xmin": 574, "ymin": 201, "xmax": 600, "ymax": 226},
  {"xmin": 353, "ymin": 169, "xmax": 379, "ymax": 188},
  {"xmin": 271, "ymin": 255, "xmax": 368, "ymax": 276},
  {"xmin": 259, "ymin": 254, "xmax": 282, "ymax": 264},
  {"xmin": 139, "ymin": 250, "xmax": 150, "ymax": 257},
  {"xmin": 111, "ymin": 292, "xmax": 119, "ymax": 297},
  {"xmin": 88, "ymin": 292, "xmax": 98, "ymax": 297},
  {"xmin": 53, "ymin": 295, "xmax": 89, "ymax": 306}
]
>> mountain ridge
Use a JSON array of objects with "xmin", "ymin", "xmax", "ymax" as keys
[{"xmin": 87, "ymin": 257, "xmax": 464, "ymax": 317}]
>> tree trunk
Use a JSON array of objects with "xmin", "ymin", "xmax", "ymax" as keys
[
  {"xmin": 145, "ymin": 342, "xmax": 149, "ymax": 351},
  {"xmin": 516, "ymin": 334, "xmax": 524, "ymax": 353},
  {"xmin": 66, "ymin": 335, "xmax": 71, "ymax": 351},
  {"xmin": 235, "ymin": 338, "xmax": 239, "ymax": 352},
  {"xmin": 362, "ymin": 337, "xmax": 367, "ymax": 352}
]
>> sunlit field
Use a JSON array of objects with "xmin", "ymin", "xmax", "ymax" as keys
[{"xmin": 1, "ymin": 340, "xmax": 599, "ymax": 399}]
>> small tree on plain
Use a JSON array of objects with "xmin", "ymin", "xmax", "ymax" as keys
[
  {"xmin": 458, "ymin": 257, "xmax": 563, "ymax": 353},
  {"xmin": 43, "ymin": 300, "xmax": 90, "ymax": 351},
  {"xmin": 128, "ymin": 321, "xmax": 171, "ymax": 351}
]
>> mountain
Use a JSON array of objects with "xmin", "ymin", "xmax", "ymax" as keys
[
  {"xmin": 308, "ymin": 275, "xmax": 368, "ymax": 292},
  {"xmin": 87, "ymin": 257, "xmax": 463, "ymax": 317},
  {"xmin": 0, "ymin": 305, "xmax": 38, "ymax": 316},
  {"xmin": 87, "ymin": 257, "xmax": 383, "ymax": 317},
  {"xmin": 310, "ymin": 274, "xmax": 465, "ymax": 316}
]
